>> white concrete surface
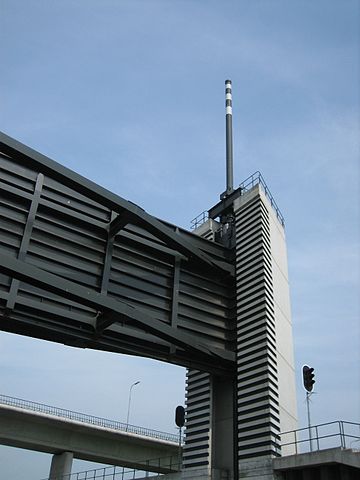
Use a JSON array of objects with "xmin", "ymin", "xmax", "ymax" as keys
[{"xmin": 263, "ymin": 187, "xmax": 298, "ymax": 454}]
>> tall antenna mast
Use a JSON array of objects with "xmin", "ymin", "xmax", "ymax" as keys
[
  {"xmin": 225, "ymin": 79, "xmax": 234, "ymax": 195},
  {"xmin": 208, "ymin": 80, "xmax": 241, "ymax": 246}
]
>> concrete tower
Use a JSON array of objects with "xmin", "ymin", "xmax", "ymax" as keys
[{"xmin": 182, "ymin": 80, "xmax": 297, "ymax": 480}]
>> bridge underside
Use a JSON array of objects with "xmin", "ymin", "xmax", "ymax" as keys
[{"xmin": 0, "ymin": 131, "xmax": 236, "ymax": 376}]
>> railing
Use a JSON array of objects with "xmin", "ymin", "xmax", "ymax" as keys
[
  {"xmin": 190, "ymin": 210, "xmax": 209, "ymax": 230},
  {"xmin": 190, "ymin": 171, "xmax": 285, "ymax": 230},
  {"xmin": 281, "ymin": 420, "xmax": 360, "ymax": 455},
  {"xmin": 41, "ymin": 458, "xmax": 181, "ymax": 480},
  {"xmin": 239, "ymin": 171, "xmax": 285, "ymax": 226},
  {"xmin": 0, "ymin": 394, "xmax": 179, "ymax": 443}
]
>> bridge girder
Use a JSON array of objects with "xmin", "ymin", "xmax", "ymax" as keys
[{"xmin": 0, "ymin": 132, "xmax": 236, "ymax": 376}]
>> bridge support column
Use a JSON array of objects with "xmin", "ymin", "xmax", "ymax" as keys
[
  {"xmin": 183, "ymin": 370, "xmax": 235, "ymax": 478},
  {"xmin": 49, "ymin": 451, "xmax": 73, "ymax": 479}
]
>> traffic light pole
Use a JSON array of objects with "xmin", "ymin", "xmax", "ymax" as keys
[
  {"xmin": 306, "ymin": 391, "xmax": 313, "ymax": 452},
  {"xmin": 175, "ymin": 405, "xmax": 185, "ymax": 469},
  {"xmin": 178, "ymin": 426, "xmax": 183, "ymax": 469}
]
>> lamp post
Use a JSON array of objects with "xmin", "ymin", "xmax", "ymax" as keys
[{"xmin": 126, "ymin": 381, "xmax": 140, "ymax": 430}]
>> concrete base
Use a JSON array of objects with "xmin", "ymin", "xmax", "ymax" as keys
[
  {"xmin": 49, "ymin": 451, "xmax": 73, "ymax": 479},
  {"xmin": 273, "ymin": 447, "xmax": 360, "ymax": 471},
  {"xmin": 180, "ymin": 468, "xmax": 231, "ymax": 479},
  {"xmin": 239, "ymin": 458, "xmax": 279, "ymax": 479}
]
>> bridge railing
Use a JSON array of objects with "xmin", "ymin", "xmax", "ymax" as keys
[
  {"xmin": 41, "ymin": 457, "xmax": 181, "ymax": 480},
  {"xmin": 0, "ymin": 394, "xmax": 179, "ymax": 444},
  {"xmin": 280, "ymin": 420, "xmax": 360, "ymax": 455}
]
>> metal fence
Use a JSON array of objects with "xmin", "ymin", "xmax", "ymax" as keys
[
  {"xmin": 280, "ymin": 420, "xmax": 360, "ymax": 455},
  {"xmin": 190, "ymin": 210, "xmax": 209, "ymax": 230},
  {"xmin": 0, "ymin": 394, "xmax": 179, "ymax": 443},
  {"xmin": 41, "ymin": 458, "xmax": 181, "ymax": 480},
  {"xmin": 190, "ymin": 171, "xmax": 285, "ymax": 230},
  {"xmin": 239, "ymin": 171, "xmax": 285, "ymax": 226}
]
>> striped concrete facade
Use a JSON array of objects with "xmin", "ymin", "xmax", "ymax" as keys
[
  {"xmin": 234, "ymin": 187, "xmax": 281, "ymax": 461},
  {"xmin": 183, "ymin": 219, "xmax": 220, "ymax": 475},
  {"xmin": 183, "ymin": 370, "xmax": 212, "ymax": 471},
  {"xmin": 183, "ymin": 182, "xmax": 297, "ymax": 477},
  {"xmin": 183, "ymin": 220, "xmax": 232, "ymax": 476}
]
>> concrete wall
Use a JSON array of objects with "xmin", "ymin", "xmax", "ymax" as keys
[
  {"xmin": 265, "ymin": 189, "xmax": 298, "ymax": 454},
  {"xmin": 273, "ymin": 447, "xmax": 360, "ymax": 471}
]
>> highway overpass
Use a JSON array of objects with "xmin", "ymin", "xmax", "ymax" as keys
[{"xmin": 0, "ymin": 395, "xmax": 180, "ymax": 478}]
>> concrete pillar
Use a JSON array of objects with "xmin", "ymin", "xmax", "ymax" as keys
[
  {"xmin": 183, "ymin": 371, "xmax": 234, "ymax": 478},
  {"xmin": 49, "ymin": 451, "xmax": 73, "ymax": 480},
  {"xmin": 212, "ymin": 375, "xmax": 235, "ymax": 475}
]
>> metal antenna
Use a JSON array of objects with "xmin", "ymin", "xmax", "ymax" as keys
[{"xmin": 225, "ymin": 79, "xmax": 234, "ymax": 195}]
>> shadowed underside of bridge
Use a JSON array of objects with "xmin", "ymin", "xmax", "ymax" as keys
[{"xmin": 0, "ymin": 131, "xmax": 236, "ymax": 377}]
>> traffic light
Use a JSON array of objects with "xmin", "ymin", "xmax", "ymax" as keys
[
  {"xmin": 175, "ymin": 405, "xmax": 185, "ymax": 428},
  {"xmin": 302, "ymin": 365, "xmax": 315, "ymax": 392}
]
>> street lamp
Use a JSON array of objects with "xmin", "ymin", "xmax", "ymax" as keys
[{"xmin": 126, "ymin": 381, "xmax": 140, "ymax": 429}]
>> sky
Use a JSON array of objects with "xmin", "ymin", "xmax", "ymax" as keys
[{"xmin": 0, "ymin": 0, "xmax": 359, "ymax": 478}]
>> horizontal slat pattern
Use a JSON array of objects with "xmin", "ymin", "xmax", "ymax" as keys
[
  {"xmin": 235, "ymin": 193, "xmax": 281, "ymax": 461},
  {"xmin": 183, "ymin": 370, "xmax": 211, "ymax": 470},
  {"xmin": 0, "ymin": 151, "xmax": 235, "ymax": 372}
]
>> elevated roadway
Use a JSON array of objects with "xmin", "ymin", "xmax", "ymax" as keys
[{"xmin": 0, "ymin": 402, "xmax": 180, "ymax": 475}]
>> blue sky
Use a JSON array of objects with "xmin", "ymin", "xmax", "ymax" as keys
[{"xmin": 0, "ymin": 1, "xmax": 359, "ymax": 478}]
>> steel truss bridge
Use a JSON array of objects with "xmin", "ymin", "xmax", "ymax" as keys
[{"xmin": 0, "ymin": 131, "xmax": 236, "ymax": 376}]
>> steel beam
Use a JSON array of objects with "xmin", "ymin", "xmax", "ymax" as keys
[
  {"xmin": 0, "ymin": 131, "xmax": 233, "ymax": 276},
  {"xmin": 109, "ymin": 211, "xmax": 132, "ymax": 238},
  {"xmin": 0, "ymin": 253, "xmax": 235, "ymax": 369},
  {"xmin": 6, "ymin": 173, "xmax": 44, "ymax": 310}
]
